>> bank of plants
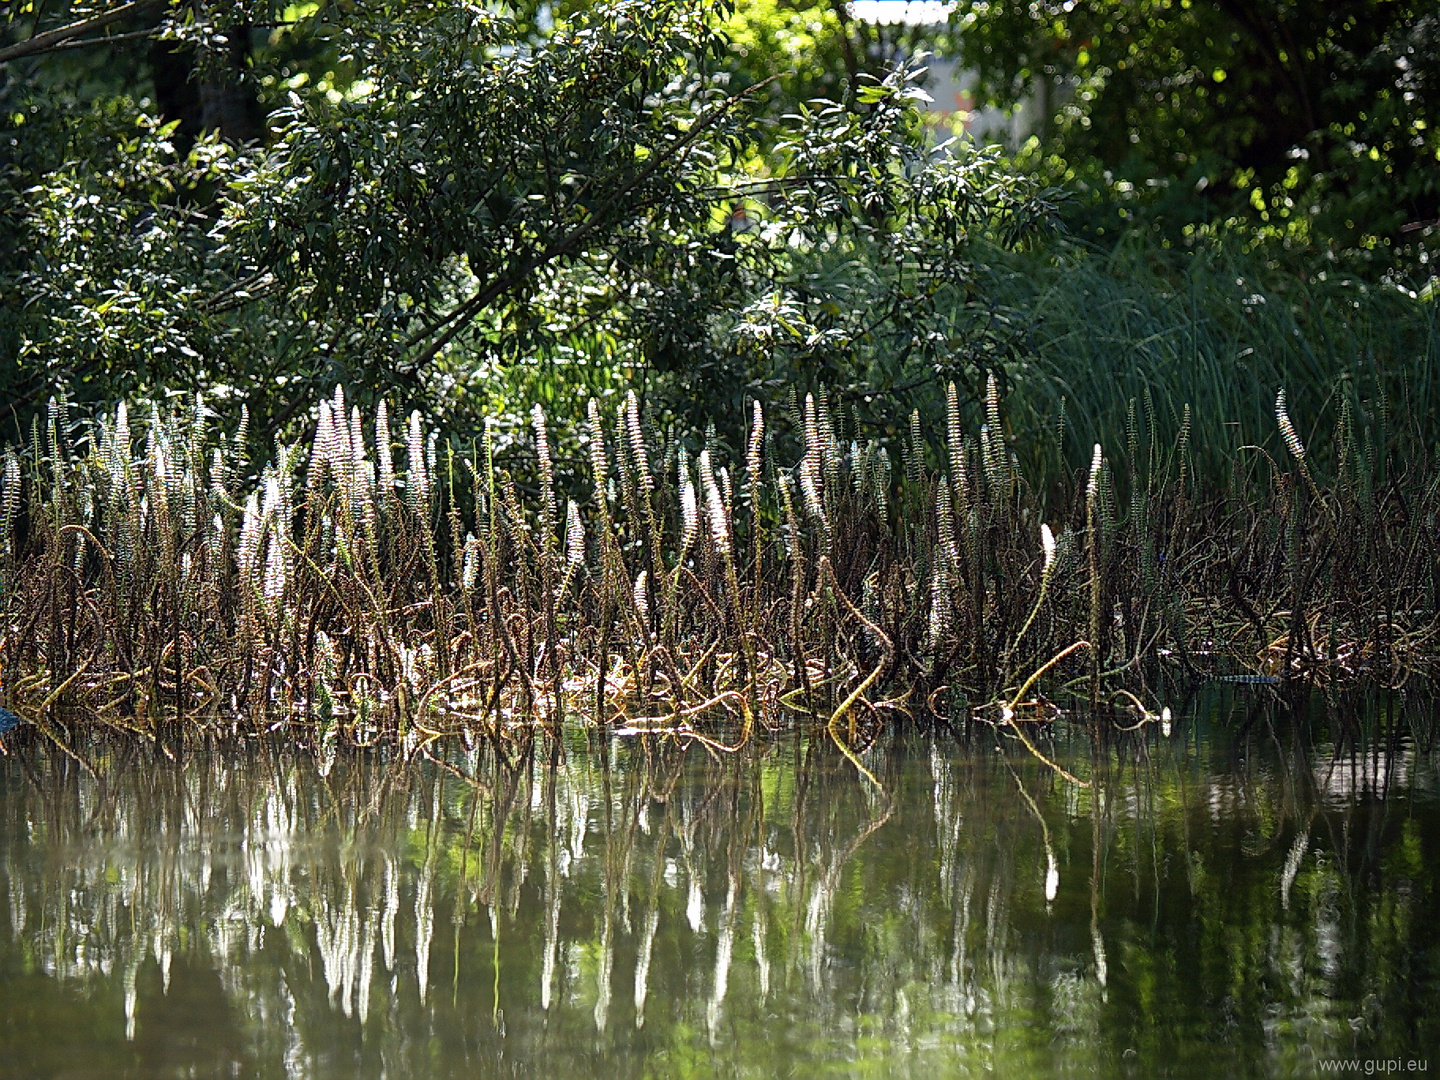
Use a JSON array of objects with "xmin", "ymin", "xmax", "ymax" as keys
[
  {"xmin": 2, "ymin": 380, "xmax": 1436, "ymax": 762},
  {"xmin": 964, "ymin": 234, "xmax": 1440, "ymax": 486}
]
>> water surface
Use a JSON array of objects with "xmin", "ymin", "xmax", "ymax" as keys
[{"xmin": 0, "ymin": 687, "xmax": 1436, "ymax": 1078}]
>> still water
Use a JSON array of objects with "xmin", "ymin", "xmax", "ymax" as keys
[{"xmin": 0, "ymin": 687, "xmax": 1436, "ymax": 1079}]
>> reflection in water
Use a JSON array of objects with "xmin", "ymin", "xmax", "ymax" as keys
[{"xmin": 1, "ymin": 688, "xmax": 1438, "ymax": 1079}]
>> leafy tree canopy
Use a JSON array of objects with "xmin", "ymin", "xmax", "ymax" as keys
[
  {"xmin": 950, "ymin": 0, "xmax": 1439, "ymax": 263},
  {"xmin": 2, "ymin": 0, "xmax": 1057, "ymax": 451}
]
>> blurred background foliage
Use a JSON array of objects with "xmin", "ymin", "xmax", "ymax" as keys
[
  {"xmin": 1, "ymin": 0, "xmax": 1435, "ymax": 479},
  {"xmin": 948, "ymin": 0, "xmax": 1440, "ymax": 264}
]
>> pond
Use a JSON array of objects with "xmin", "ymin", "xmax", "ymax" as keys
[{"xmin": 0, "ymin": 686, "xmax": 1436, "ymax": 1079}]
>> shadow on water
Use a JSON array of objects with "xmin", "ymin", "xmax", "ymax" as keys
[{"xmin": 0, "ymin": 684, "xmax": 1436, "ymax": 1079}]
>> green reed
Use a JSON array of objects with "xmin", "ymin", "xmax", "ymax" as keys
[
  {"xmin": 974, "ymin": 238, "xmax": 1440, "ymax": 489},
  {"xmin": 1, "ymin": 381, "xmax": 1437, "ymax": 752}
]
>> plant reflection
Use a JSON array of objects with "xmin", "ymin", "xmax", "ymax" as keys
[{"xmin": 0, "ymin": 689, "xmax": 1437, "ymax": 1078}]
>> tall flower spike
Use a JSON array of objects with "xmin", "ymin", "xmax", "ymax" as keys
[
  {"xmin": 262, "ymin": 471, "xmax": 281, "ymax": 523},
  {"xmin": 803, "ymin": 393, "xmax": 820, "ymax": 462},
  {"xmin": 587, "ymin": 399, "xmax": 608, "ymax": 492},
  {"xmin": 349, "ymin": 405, "xmax": 367, "ymax": 489},
  {"xmin": 868, "ymin": 441, "xmax": 890, "ymax": 520},
  {"xmin": 337, "ymin": 400, "xmax": 355, "ymax": 482},
  {"xmin": 984, "ymin": 372, "xmax": 1012, "ymax": 496},
  {"xmin": 147, "ymin": 411, "xmax": 168, "ymax": 489},
  {"xmin": 188, "ymin": 391, "xmax": 206, "ymax": 470},
  {"xmin": 375, "ymin": 400, "xmax": 394, "ymax": 496},
  {"xmin": 319, "ymin": 400, "xmax": 338, "ymax": 472},
  {"xmin": 46, "ymin": 394, "xmax": 65, "ymax": 468},
  {"xmin": 937, "ymin": 482, "xmax": 958, "ymax": 568},
  {"xmin": 1276, "ymin": 389, "xmax": 1305, "ymax": 462},
  {"xmin": 461, "ymin": 534, "xmax": 480, "ymax": 591},
  {"xmin": 531, "ymin": 404, "xmax": 556, "ymax": 542},
  {"xmin": 146, "ymin": 409, "xmax": 171, "ymax": 531},
  {"xmin": 907, "ymin": 408, "xmax": 924, "ymax": 486},
  {"xmin": 799, "ymin": 455, "xmax": 825, "ymax": 527},
  {"xmin": 625, "ymin": 391, "xmax": 651, "ymax": 494},
  {"xmin": 798, "ymin": 394, "xmax": 821, "ymax": 509},
  {"xmin": 777, "ymin": 474, "xmax": 800, "ymax": 559},
  {"xmin": 114, "ymin": 401, "xmax": 131, "ymax": 477},
  {"xmin": 699, "ymin": 449, "xmax": 730, "ymax": 555},
  {"xmin": 310, "ymin": 401, "xmax": 332, "ymax": 487},
  {"xmin": 747, "ymin": 400, "xmax": 764, "ymax": 499},
  {"xmin": 926, "ymin": 547, "xmax": 951, "ymax": 655},
  {"xmin": 238, "ymin": 492, "xmax": 262, "ymax": 579},
  {"xmin": 1, "ymin": 448, "xmax": 19, "ymax": 551},
  {"xmin": 407, "ymin": 410, "xmax": 428, "ymax": 513},
  {"xmin": 946, "ymin": 382, "xmax": 967, "ymax": 501},
  {"xmin": 633, "ymin": 570, "xmax": 649, "ymax": 624},
  {"xmin": 1041, "ymin": 523, "xmax": 1057, "ymax": 577},
  {"xmin": 565, "ymin": 501, "xmax": 585, "ymax": 569},
  {"xmin": 1275, "ymin": 388, "xmax": 1317, "ymax": 496},
  {"xmin": 1178, "ymin": 403, "xmax": 1191, "ymax": 488},
  {"xmin": 680, "ymin": 477, "xmax": 699, "ymax": 556},
  {"xmin": 978, "ymin": 424, "xmax": 996, "ymax": 496},
  {"xmin": 817, "ymin": 386, "xmax": 840, "ymax": 483},
  {"xmin": 263, "ymin": 533, "xmax": 286, "ymax": 606},
  {"xmin": 234, "ymin": 403, "xmax": 249, "ymax": 463},
  {"xmin": 985, "ymin": 373, "xmax": 1002, "ymax": 440}
]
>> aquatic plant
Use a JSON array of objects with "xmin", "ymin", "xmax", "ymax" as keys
[
  {"xmin": 971, "ymin": 238, "xmax": 1440, "ymax": 489},
  {"xmin": 0, "ymin": 382, "xmax": 1436, "ymax": 756}
]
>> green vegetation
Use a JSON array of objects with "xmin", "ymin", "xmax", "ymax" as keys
[
  {"xmin": 971, "ymin": 237, "xmax": 1440, "ymax": 485},
  {"xmin": 3, "ymin": 13, "xmax": 1439, "ymax": 1074},
  {"xmin": 950, "ymin": 0, "xmax": 1440, "ymax": 262},
  {"xmin": 1, "ymin": 0, "xmax": 1055, "ymax": 449},
  {"xmin": 1, "ymin": 381, "xmax": 1435, "ymax": 752},
  {"xmin": 2, "ymin": 1, "xmax": 1437, "ymax": 752}
]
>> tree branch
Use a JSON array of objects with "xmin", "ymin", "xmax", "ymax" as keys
[
  {"xmin": 0, "ymin": 0, "xmax": 166, "ymax": 65},
  {"xmin": 401, "ymin": 73, "xmax": 786, "ymax": 374}
]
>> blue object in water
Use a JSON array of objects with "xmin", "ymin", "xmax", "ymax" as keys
[{"xmin": 0, "ymin": 704, "xmax": 22, "ymax": 734}]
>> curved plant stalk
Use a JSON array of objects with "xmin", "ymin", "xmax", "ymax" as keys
[
  {"xmin": 1085, "ymin": 444, "xmax": 1104, "ymax": 714},
  {"xmin": 1000, "ymin": 522, "xmax": 1058, "ymax": 680},
  {"xmin": 819, "ymin": 557, "xmax": 892, "ymax": 790}
]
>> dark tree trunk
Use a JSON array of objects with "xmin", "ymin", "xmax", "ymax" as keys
[
  {"xmin": 200, "ymin": 23, "xmax": 264, "ymax": 144},
  {"xmin": 150, "ymin": 21, "xmax": 263, "ymax": 149}
]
